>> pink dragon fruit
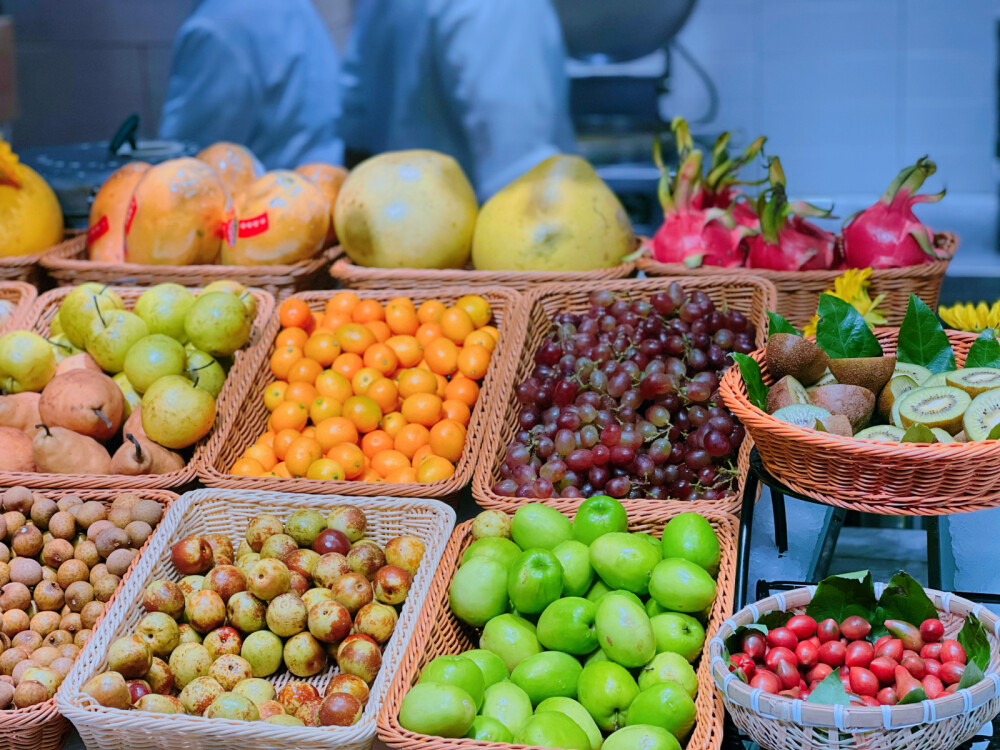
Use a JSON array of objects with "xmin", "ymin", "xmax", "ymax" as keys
[
  {"xmin": 842, "ymin": 157, "xmax": 944, "ymax": 269},
  {"xmin": 648, "ymin": 118, "xmax": 764, "ymax": 268},
  {"xmin": 743, "ymin": 157, "xmax": 836, "ymax": 271}
]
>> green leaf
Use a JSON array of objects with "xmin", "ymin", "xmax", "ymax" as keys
[
  {"xmin": 900, "ymin": 424, "xmax": 936, "ymax": 443},
  {"xmin": 873, "ymin": 571, "xmax": 938, "ymax": 635},
  {"xmin": 759, "ymin": 610, "xmax": 792, "ymax": 630},
  {"xmin": 958, "ymin": 660, "xmax": 985, "ymax": 690},
  {"xmin": 897, "ymin": 295, "xmax": 956, "ymax": 373},
  {"xmin": 988, "ymin": 424, "xmax": 1000, "ymax": 440},
  {"xmin": 958, "ymin": 615, "xmax": 991, "ymax": 671},
  {"xmin": 965, "ymin": 328, "xmax": 1000, "ymax": 369},
  {"xmin": 815, "ymin": 295, "xmax": 883, "ymax": 359},
  {"xmin": 806, "ymin": 670, "xmax": 852, "ymax": 706},
  {"xmin": 767, "ymin": 311, "xmax": 799, "ymax": 337},
  {"xmin": 724, "ymin": 623, "xmax": 768, "ymax": 657},
  {"xmin": 805, "ymin": 571, "xmax": 878, "ymax": 624},
  {"xmin": 731, "ymin": 353, "xmax": 769, "ymax": 411},
  {"xmin": 899, "ymin": 687, "xmax": 928, "ymax": 705}
]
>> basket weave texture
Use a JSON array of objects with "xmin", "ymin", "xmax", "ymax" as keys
[
  {"xmin": 0, "ymin": 231, "xmax": 83, "ymax": 285},
  {"xmin": 720, "ymin": 328, "xmax": 1000, "ymax": 513},
  {"xmin": 638, "ymin": 233, "xmax": 957, "ymax": 330},
  {"xmin": 0, "ymin": 280, "xmax": 38, "ymax": 333},
  {"xmin": 41, "ymin": 235, "xmax": 338, "ymax": 298},
  {"xmin": 329, "ymin": 247, "xmax": 636, "ymax": 291},
  {"xmin": 377, "ymin": 507, "xmax": 739, "ymax": 750},
  {"xmin": 3, "ymin": 285, "xmax": 277, "ymax": 490},
  {"xmin": 1, "ymin": 489, "xmax": 176, "ymax": 750},
  {"xmin": 198, "ymin": 286, "xmax": 528, "ymax": 501},
  {"xmin": 472, "ymin": 276, "xmax": 776, "ymax": 515},
  {"xmin": 57, "ymin": 488, "xmax": 456, "ymax": 750},
  {"xmin": 709, "ymin": 584, "xmax": 1000, "ymax": 750}
]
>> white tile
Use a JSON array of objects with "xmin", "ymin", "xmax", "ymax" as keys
[
  {"xmin": 758, "ymin": 0, "xmax": 899, "ymax": 60},
  {"xmin": 759, "ymin": 53, "xmax": 897, "ymax": 106}
]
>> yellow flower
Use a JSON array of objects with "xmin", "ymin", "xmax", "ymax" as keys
[
  {"xmin": 802, "ymin": 268, "xmax": 889, "ymax": 336},
  {"xmin": 938, "ymin": 301, "xmax": 1000, "ymax": 332}
]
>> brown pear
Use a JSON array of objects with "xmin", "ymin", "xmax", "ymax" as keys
[
  {"xmin": 38, "ymin": 370, "xmax": 124, "ymax": 441},
  {"xmin": 110, "ymin": 434, "xmax": 154, "ymax": 475},
  {"xmin": 54, "ymin": 353, "xmax": 101, "ymax": 377},
  {"xmin": 827, "ymin": 356, "xmax": 896, "ymax": 396},
  {"xmin": 32, "ymin": 425, "xmax": 112, "ymax": 475},
  {"xmin": 0, "ymin": 393, "xmax": 42, "ymax": 436},
  {"xmin": 122, "ymin": 411, "xmax": 185, "ymax": 474},
  {"xmin": 808, "ymin": 384, "xmax": 875, "ymax": 431},
  {"xmin": 765, "ymin": 333, "xmax": 829, "ymax": 386},
  {"xmin": 0, "ymin": 427, "xmax": 34, "ymax": 473}
]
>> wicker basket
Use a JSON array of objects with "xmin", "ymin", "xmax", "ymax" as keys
[
  {"xmin": 1, "ymin": 488, "xmax": 176, "ymax": 750},
  {"xmin": 377, "ymin": 507, "xmax": 739, "ymax": 750},
  {"xmin": 198, "ymin": 287, "xmax": 528, "ymax": 502},
  {"xmin": 638, "ymin": 233, "xmax": 957, "ymax": 330},
  {"xmin": 1, "ymin": 285, "xmax": 277, "ymax": 490},
  {"xmin": 57, "ymin": 488, "xmax": 456, "ymax": 750},
  {"xmin": 329, "ymin": 249, "xmax": 636, "ymax": 291},
  {"xmin": 720, "ymin": 328, "xmax": 1000, "ymax": 514},
  {"xmin": 709, "ymin": 584, "xmax": 1000, "ymax": 750},
  {"xmin": 0, "ymin": 231, "xmax": 85, "ymax": 286},
  {"xmin": 0, "ymin": 280, "xmax": 38, "ymax": 333},
  {"xmin": 472, "ymin": 276, "xmax": 776, "ymax": 515},
  {"xmin": 40, "ymin": 235, "xmax": 338, "ymax": 299}
]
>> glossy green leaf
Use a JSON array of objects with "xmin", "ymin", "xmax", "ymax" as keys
[
  {"xmin": 897, "ymin": 295, "xmax": 956, "ymax": 373},
  {"xmin": 900, "ymin": 424, "xmax": 936, "ymax": 443},
  {"xmin": 767, "ymin": 311, "xmax": 798, "ymax": 337},
  {"xmin": 731, "ymin": 353, "xmax": 769, "ymax": 411},
  {"xmin": 806, "ymin": 670, "xmax": 852, "ymax": 706},
  {"xmin": 964, "ymin": 328, "xmax": 1000, "ymax": 369},
  {"xmin": 958, "ymin": 660, "xmax": 985, "ymax": 690},
  {"xmin": 805, "ymin": 571, "xmax": 877, "ymax": 624},
  {"xmin": 815, "ymin": 295, "xmax": 882, "ymax": 359},
  {"xmin": 899, "ymin": 687, "xmax": 928, "ymax": 705},
  {"xmin": 873, "ymin": 571, "xmax": 938, "ymax": 636},
  {"xmin": 988, "ymin": 424, "xmax": 1000, "ymax": 440},
  {"xmin": 958, "ymin": 615, "xmax": 990, "ymax": 671}
]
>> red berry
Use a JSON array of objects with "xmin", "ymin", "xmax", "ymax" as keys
[
  {"xmin": 786, "ymin": 614, "xmax": 818, "ymax": 640},
  {"xmin": 869, "ymin": 656, "xmax": 898, "ymax": 685},
  {"xmin": 860, "ymin": 695, "xmax": 880, "ymax": 707},
  {"xmin": 940, "ymin": 639, "xmax": 967, "ymax": 665},
  {"xmin": 923, "ymin": 658, "xmax": 941, "ymax": 678},
  {"xmin": 877, "ymin": 687, "xmax": 898, "ymax": 705},
  {"xmin": 818, "ymin": 640, "xmax": 846, "ymax": 668},
  {"xmin": 816, "ymin": 619, "xmax": 840, "ymax": 643},
  {"xmin": 729, "ymin": 653, "xmax": 756, "ymax": 681},
  {"xmin": 940, "ymin": 661, "xmax": 966, "ymax": 685},
  {"xmin": 839, "ymin": 666, "xmax": 852, "ymax": 692},
  {"xmin": 920, "ymin": 618, "xmax": 945, "ymax": 644},
  {"xmin": 922, "ymin": 675, "xmax": 944, "ymax": 699},
  {"xmin": 845, "ymin": 640, "xmax": 875, "ymax": 668},
  {"xmin": 875, "ymin": 638, "xmax": 903, "ymax": 663},
  {"xmin": 742, "ymin": 632, "xmax": 766, "ymax": 660},
  {"xmin": 764, "ymin": 647, "xmax": 797, "ymax": 672},
  {"xmin": 795, "ymin": 641, "xmax": 819, "ymax": 669},
  {"xmin": 766, "ymin": 627, "xmax": 798, "ymax": 650},
  {"xmin": 807, "ymin": 663, "xmax": 833, "ymax": 684},
  {"xmin": 901, "ymin": 653, "xmax": 926, "ymax": 679},
  {"xmin": 920, "ymin": 643, "xmax": 942, "ymax": 661},
  {"xmin": 840, "ymin": 615, "xmax": 872, "ymax": 641},
  {"xmin": 775, "ymin": 659, "xmax": 800, "ymax": 690},
  {"xmin": 750, "ymin": 671, "xmax": 781, "ymax": 694},
  {"xmin": 850, "ymin": 667, "xmax": 878, "ymax": 697}
]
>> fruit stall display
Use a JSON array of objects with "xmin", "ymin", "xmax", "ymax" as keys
[
  {"xmin": 378, "ymin": 499, "xmax": 738, "ymax": 750},
  {"xmin": 721, "ymin": 295, "xmax": 1000, "ymax": 511},
  {"xmin": 0, "ymin": 281, "xmax": 37, "ymax": 334},
  {"xmin": 0, "ymin": 488, "xmax": 175, "ymax": 750},
  {"xmin": 199, "ymin": 288, "xmax": 526, "ymax": 500},
  {"xmin": 329, "ymin": 151, "xmax": 636, "ymax": 290},
  {"xmin": 639, "ymin": 118, "xmax": 956, "ymax": 329},
  {"xmin": 57, "ymin": 488, "xmax": 454, "ymax": 750},
  {"xmin": 0, "ymin": 282, "xmax": 275, "ymax": 489},
  {"xmin": 709, "ymin": 572, "xmax": 1000, "ymax": 750},
  {"xmin": 472, "ymin": 277, "xmax": 774, "ymax": 514},
  {"xmin": 42, "ymin": 143, "xmax": 345, "ymax": 296}
]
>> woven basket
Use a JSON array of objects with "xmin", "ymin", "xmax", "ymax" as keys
[
  {"xmin": 1, "ymin": 285, "xmax": 277, "ymax": 490},
  {"xmin": 1, "ymin": 488, "xmax": 176, "ymax": 750},
  {"xmin": 40, "ymin": 235, "xmax": 338, "ymax": 299},
  {"xmin": 329, "ymin": 248, "xmax": 636, "ymax": 291},
  {"xmin": 198, "ymin": 287, "xmax": 528, "ymax": 502},
  {"xmin": 638, "ymin": 233, "xmax": 957, "ymax": 330},
  {"xmin": 0, "ymin": 280, "xmax": 38, "ymax": 333},
  {"xmin": 709, "ymin": 584, "xmax": 1000, "ymax": 750},
  {"xmin": 377, "ymin": 507, "xmax": 739, "ymax": 750},
  {"xmin": 719, "ymin": 328, "xmax": 1000, "ymax": 513},
  {"xmin": 0, "ymin": 231, "xmax": 86, "ymax": 286},
  {"xmin": 57, "ymin": 488, "xmax": 456, "ymax": 750},
  {"xmin": 472, "ymin": 276, "xmax": 776, "ymax": 515}
]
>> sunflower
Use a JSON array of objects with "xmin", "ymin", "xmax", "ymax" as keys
[
  {"xmin": 938, "ymin": 301, "xmax": 1000, "ymax": 332},
  {"xmin": 803, "ymin": 268, "xmax": 888, "ymax": 336}
]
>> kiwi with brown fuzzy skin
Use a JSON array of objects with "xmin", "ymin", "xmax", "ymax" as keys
[
  {"xmin": 806, "ymin": 369, "xmax": 838, "ymax": 391},
  {"xmin": 962, "ymin": 390, "xmax": 1000, "ymax": 441},
  {"xmin": 827, "ymin": 355, "xmax": 897, "ymax": 395},
  {"xmin": 877, "ymin": 375, "xmax": 918, "ymax": 420},
  {"xmin": 765, "ymin": 334, "xmax": 830, "ymax": 386},
  {"xmin": 765, "ymin": 375, "xmax": 810, "ymax": 413},
  {"xmin": 816, "ymin": 414, "xmax": 853, "ymax": 436},
  {"xmin": 808, "ymin": 384, "xmax": 876, "ymax": 431},
  {"xmin": 946, "ymin": 367, "xmax": 1000, "ymax": 398},
  {"xmin": 897, "ymin": 385, "xmax": 971, "ymax": 434}
]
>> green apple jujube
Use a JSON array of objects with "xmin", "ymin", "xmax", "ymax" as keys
[
  {"xmin": 604, "ymin": 725, "xmax": 682, "ymax": 750},
  {"xmin": 514, "ymin": 712, "xmax": 591, "ymax": 750},
  {"xmin": 511, "ymin": 651, "xmax": 583, "ymax": 704},
  {"xmin": 553, "ymin": 540, "xmax": 594, "ymax": 596},
  {"xmin": 459, "ymin": 649, "xmax": 508, "ymax": 689},
  {"xmin": 595, "ymin": 593, "xmax": 656, "ymax": 667},
  {"xmin": 418, "ymin": 655, "xmax": 485, "ymax": 710},
  {"xmin": 639, "ymin": 652, "xmax": 698, "ymax": 696},
  {"xmin": 572, "ymin": 495, "xmax": 628, "ymax": 544},
  {"xmin": 577, "ymin": 661, "xmax": 638, "ymax": 733},
  {"xmin": 460, "ymin": 537, "xmax": 522, "ymax": 570},
  {"xmin": 510, "ymin": 504, "xmax": 572, "ymax": 550},
  {"xmin": 465, "ymin": 716, "xmax": 513, "ymax": 743},
  {"xmin": 507, "ymin": 549, "xmax": 563, "ymax": 614},
  {"xmin": 537, "ymin": 597, "xmax": 597, "ymax": 655},
  {"xmin": 536, "ymin": 697, "xmax": 604, "ymax": 750},
  {"xmin": 449, "ymin": 556, "xmax": 509, "ymax": 626},
  {"xmin": 398, "ymin": 682, "xmax": 476, "ymax": 738},
  {"xmin": 651, "ymin": 613, "xmax": 705, "ymax": 662},
  {"xmin": 589, "ymin": 533, "xmax": 659, "ymax": 594},
  {"xmin": 660, "ymin": 513, "xmax": 720, "ymax": 574},
  {"xmin": 480, "ymin": 680, "xmax": 533, "ymax": 736},
  {"xmin": 480, "ymin": 613, "xmax": 542, "ymax": 672},
  {"xmin": 648, "ymin": 558, "xmax": 717, "ymax": 613},
  {"xmin": 625, "ymin": 682, "xmax": 696, "ymax": 740}
]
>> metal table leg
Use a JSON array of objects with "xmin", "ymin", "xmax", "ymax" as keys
[
  {"xmin": 772, "ymin": 490, "xmax": 788, "ymax": 554},
  {"xmin": 926, "ymin": 516, "xmax": 942, "ymax": 590},
  {"xmin": 736, "ymin": 472, "xmax": 759, "ymax": 610}
]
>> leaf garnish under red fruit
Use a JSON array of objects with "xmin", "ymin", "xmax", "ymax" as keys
[
  {"xmin": 805, "ymin": 570, "xmax": 877, "ymax": 624},
  {"xmin": 872, "ymin": 571, "xmax": 938, "ymax": 639},
  {"xmin": 806, "ymin": 669, "xmax": 852, "ymax": 706},
  {"xmin": 958, "ymin": 614, "xmax": 990, "ymax": 671}
]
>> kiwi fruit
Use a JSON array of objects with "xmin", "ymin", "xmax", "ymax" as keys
[
  {"xmin": 954, "ymin": 430, "xmax": 969, "ymax": 442},
  {"xmin": 892, "ymin": 362, "xmax": 932, "ymax": 385},
  {"xmin": 890, "ymin": 400, "xmax": 904, "ymax": 428},
  {"xmin": 945, "ymin": 367, "xmax": 1000, "ymax": 397},
  {"xmin": 806, "ymin": 368, "xmax": 838, "ymax": 391},
  {"xmin": 931, "ymin": 428, "xmax": 956, "ymax": 443},
  {"xmin": 855, "ymin": 425, "xmax": 905, "ymax": 442},
  {"xmin": 808, "ymin": 384, "xmax": 876, "ymax": 431},
  {"xmin": 897, "ymin": 385, "xmax": 971, "ymax": 434},
  {"xmin": 922, "ymin": 371, "xmax": 952, "ymax": 388},
  {"xmin": 766, "ymin": 375, "xmax": 810, "ymax": 413},
  {"xmin": 765, "ymin": 334, "xmax": 830, "ymax": 386},
  {"xmin": 816, "ymin": 414, "xmax": 853, "ymax": 436},
  {"xmin": 962, "ymin": 390, "xmax": 1000, "ymax": 441},
  {"xmin": 877, "ymin": 375, "xmax": 918, "ymax": 420},
  {"xmin": 827, "ymin": 355, "xmax": 896, "ymax": 395},
  {"xmin": 771, "ymin": 404, "xmax": 832, "ymax": 428}
]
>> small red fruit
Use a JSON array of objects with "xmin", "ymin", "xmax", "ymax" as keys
[
  {"xmin": 818, "ymin": 640, "xmax": 846, "ymax": 668},
  {"xmin": 921, "ymin": 675, "xmax": 944, "ymax": 699},
  {"xmin": 807, "ymin": 635, "xmax": 822, "ymax": 648},
  {"xmin": 884, "ymin": 619, "xmax": 924, "ymax": 651},
  {"xmin": 874, "ymin": 635, "xmax": 891, "ymax": 651},
  {"xmin": 777, "ymin": 686, "xmax": 801, "ymax": 699},
  {"xmin": 875, "ymin": 638, "xmax": 904, "ymax": 663},
  {"xmin": 877, "ymin": 687, "xmax": 898, "ymax": 705},
  {"xmin": 787, "ymin": 614, "xmax": 818, "ymax": 640},
  {"xmin": 901, "ymin": 653, "xmax": 926, "ymax": 679},
  {"xmin": 850, "ymin": 667, "xmax": 878, "ymax": 696},
  {"xmin": 800, "ymin": 689, "xmax": 811, "ymax": 700},
  {"xmin": 839, "ymin": 667, "xmax": 852, "ymax": 692},
  {"xmin": 840, "ymin": 615, "xmax": 872, "ymax": 641},
  {"xmin": 921, "ymin": 643, "xmax": 942, "ymax": 661},
  {"xmin": 869, "ymin": 656, "xmax": 898, "ymax": 685},
  {"xmin": 742, "ymin": 632, "xmax": 766, "ymax": 660},
  {"xmin": 895, "ymin": 665, "xmax": 923, "ymax": 700},
  {"xmin": 940, "ymin": 639, "xmax": 967, "ymax": 665},
  {"xmin": 845, "ymin": 640, "xmax": 875, "ymax": 668},
  {"xmin": 920, "ymin": 618, "xmax": 945, "ymax": 644},
  {"xmin": 807, "ymin": 663, "xmax": 833, "ymax": 683},
  {"xmin": 775, "ymin": 660, "xmax": 800, "ymax": 690},
  {"xmin": 860, "ymin": 695, "xmax": 880, "ymax": 707},
  {"xmin": 795, "ymin": 641, "xmax": 819, "ymax": 669},
  {"xmin": 766, "ymin": 627, "xmax": 798, "ymax": 650},
  {"xmin": 750, "ymin": 671, "xmax": 781, "ymax": 694},
  {"xmin": 729, "ymin": 653, "xmax": 755, "ymax": 681},
  {"xmin": 924, "ymin": 658, "xmax": 941, "ymax": 678},
  {"xmin": 764, "ymin": 647, "xmax": 797, "ymax": 672},
  {"xmin": 817, "ymin": 619, "xmax": 840, "ymax": 643},
  {"xmin": 940, "ymin": 661, "xmax": 966, "ymax": 685},
  {"xmin": 945, "ymin": 683, "xmax": 959, "ymax": 694}
]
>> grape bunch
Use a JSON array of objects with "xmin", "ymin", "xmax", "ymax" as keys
[{"xmin": 493, "ymin": 284, "xmax": 755, "ymax": 501}]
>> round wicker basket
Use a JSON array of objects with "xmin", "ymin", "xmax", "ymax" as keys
[{"xmin": 0, "ymin": 280, "xmax": 38, "ymax": 333}]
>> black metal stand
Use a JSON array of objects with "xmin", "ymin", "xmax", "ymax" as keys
[{"xmin": 736, "ymin": 447, "xmax": 943, "ymax": 609}]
